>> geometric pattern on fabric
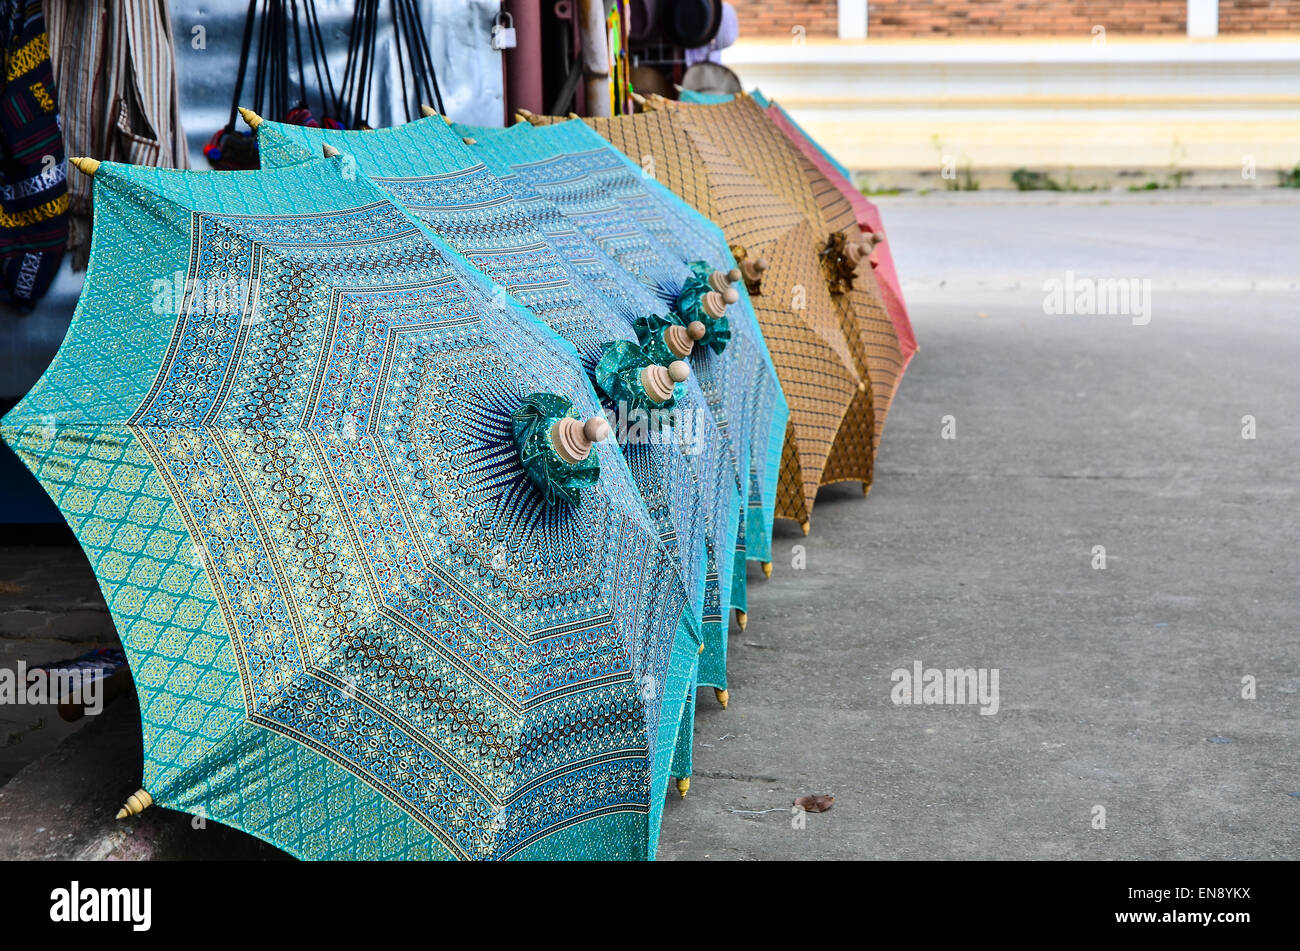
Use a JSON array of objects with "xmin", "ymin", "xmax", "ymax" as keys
[
  {"xmin": 460, "ymin": 122, "xmax": 778, "ymax": 690},
  {"xmin": 504, "ymin": 119, "xmax": 787, "ymax": 566},
  {"xmin": 530, "ymin": 123, "xmax": 788, "ymax": 563},
  {"xmin": 2, "ymin": 157, "xmax": 697, "ymax": 860},
  {"xmin": 842, "ymin": 271, "xmax": 903, "ymax": 452},
  {"xmin": 751, "ymin": 221, "xmax": 864, "ymax": 523},
  {"xmin": 670, "ymin": 94, "xmax": 915, "ymax": 452},
  {"xmin": 762, "ymin": 99, "xmax": 917, "ymax": 372},
  {"xmin": 569, "ymin": 111, "xmax": 863, "ymax": 527},
  {"xmin": 457, "ymin": 138, "xmax": 743, "ymax": 691},
  {"xmin": 654, "ymin": 96, "xmax": 902, "ymax": 469},
  {"xmin": 255, "ymin": 118, "xmax": 738, "ymax": 677}
]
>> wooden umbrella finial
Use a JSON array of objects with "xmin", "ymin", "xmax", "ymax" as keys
[
  {"xmin": 69, "ymin": 157, "xmax": 100, "ymax": 176},
  {"xmin": 551, "ymin": 416, "xmax": 608, "ymax": 463},
  {"xmin": 663, "ymin": 324, "xmax": 694, "ymax": 358},
  {"xmin": 420, "ymin": 103, "xmax": 437, "ymax": 118},
  {"xmin": 115, "ymin": 788, "xmax": 153, "ymax": 820},
  {"xmin": 640, "ymin": 364, "xmax": 676, "ymax": 403},
  {"xmin": 701, "ymin": 290, "xmax": 727, "ymax": 319},
  {"xmin": 237, "ymin": 106, "xmax": 263, "ymax": 129}
]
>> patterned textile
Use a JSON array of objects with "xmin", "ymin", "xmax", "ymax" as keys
[
  {"xmin": 543, "ymin": 108, "xmax": 870, "ymax": 526},
  {"xmin": 652, "ymin": 94, "xmax": 907, "ymax": 456},
  {"xmin": 42, "ymin": 0, "xmax": 189, "ymax": 270},
  {"xmin": 1, "ymin": 156, "xmax": 698, "ymax": 860},
  {"xmin": 255, "ymin": 118, "xmax": 743, "ymax": 708},
  {"xmin": 485, "ymin": 117, "xmax": 786, "ymax": 569},
  {"xmin": 762, "ymin": 102, "xmax": 914, "ymax": 356},
  {"xmin": 453, "ymin": 120, "xmax": 791, "ymax": 695},
  {"xmin": 677, "ymin": 89, "xmax": 918, "ymax": 448},
  {"xmin": 1, "ymin": 0, "xmax": 66, "ymax": 308}
]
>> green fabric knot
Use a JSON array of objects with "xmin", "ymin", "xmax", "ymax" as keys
[
  {"xmin": 593, "ymin": 340, "xmax": 682, "ymax": 414},
  {"xmin": 675, "ymin": 261, "xmax": 732, "ymax": 355},
  {"xmin": 512, "ymin": 393, "xmax": 600, "ymax": 506},
  {"xmin": 631, "ymin": 312, "xmax": 689, "ymax": 368}
]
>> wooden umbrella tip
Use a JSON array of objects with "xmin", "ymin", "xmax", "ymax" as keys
[
  {"xmin": 462, "ymin": 136, "xmax": 477, "ymax": 145},
  {"xmin": 116, "ymin": 788, "xmax": 153, "ymax": 820},
  {"xmin": 761, "ymin": 561, "xmax": 773, "ymax": 578},
  {"xmin": 715, "ymin": 687, "xmax": 730, "ymax": 707},
  {"xmin": 322, "ymin": 144, "xmax": 341, "ymax": 158},
  {"xmin": 419, "ymin": 103, "xmax": 437, "ymax": 117},
  {"xmin": 237, "ymin": 106, "xmax": 263, "ymax": 129},
  {"xmin": 69, "ymin": 157, "xmax": 100, "ymax": 176},
  {"xmin": 640, "ymin": 364, "xmax": 675, "ymax": 403}
]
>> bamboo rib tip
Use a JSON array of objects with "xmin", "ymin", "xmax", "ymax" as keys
[
  {"xmin": 419, "ymin": 103, "xmax": 437, "ymax": 118},
  {"xmin": 322, "ymin": 144, "xmax": 341, "ymax": 158},
  {"xmin": 462, "ymin": 136, "xmax": 477, "ymax": 145},
  {"xmin": 237, "ymin": 106, "xmax": 263, "ymax": 129},
  {"xmin": 761, "ymin": 561, "xmax": 773, "ymax": 578},
  {"xmin": 801, "ymin": 521, "xmax": 811, "ymax": 536},
  {"xmin": 734, "ymin": 609, "xmax": 747, "ymax": 631},
  {"xmin": 115, "ymin": 788, "xmax": 152, "ymax": 820},
  {"xmin": 715, "ymin": 688, "xmax": 730, "ymax": 709},
  {"xmin": 69, "ymin": 157, "xmax": 100, "ymax": 176}
]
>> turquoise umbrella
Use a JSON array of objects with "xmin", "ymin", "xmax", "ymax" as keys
[
  {"xmin": 493, "ymin": 116, "xmax": 788, "ymax": 590},
  {"xmin": 252, "ymin": 112, "xmax": 750, "ymax": 792},
  {"xmin": 453, "ymin": 117, "xmax": 792, "ymax": 788},
  {"xmin": 452, "ymin": 119, "xmax": 777, "ymax": 665},
  {"xmin": 1, "ymin": 154, "xmax": 698, "ymax": 859}
]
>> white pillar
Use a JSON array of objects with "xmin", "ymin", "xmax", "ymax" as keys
[
  {"xmin": 838, "ymin": 0, "xmax": 868, "ymax": 40},
  {"xmin": 1187, "ymin": 0, "xmax": 1218, "ymax": 37}
]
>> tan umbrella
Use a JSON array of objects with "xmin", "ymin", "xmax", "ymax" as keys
[
  {"xmin": 535, "ymin": 107, "xmax": 871, "ymax": 531},
  {"xmin": 647, "ymin": 94, "xmax": 907, "ymax": 460}
]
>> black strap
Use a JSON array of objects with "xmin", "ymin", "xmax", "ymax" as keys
[{"xmin": 226, "ymin": 0, "xmax": 260, "ymax": 131}]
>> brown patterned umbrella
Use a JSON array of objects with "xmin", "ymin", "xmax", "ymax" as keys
[
  {"xmin": 647, "ymin": 94, "xmax": 907, "ymax": 461},
  {"xmin": 527, "ymin": 107, "xmax": 871, "ymax": 531}
]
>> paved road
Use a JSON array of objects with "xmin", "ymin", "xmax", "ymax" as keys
[
  {"xmin": 658, "ymin": 192, "xmax": 1300, "ymax": 859},
  {"xmin": 2, "ymin": 192, "xmax": 1296, "ymax": 860}
]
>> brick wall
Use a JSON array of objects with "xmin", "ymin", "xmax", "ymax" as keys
[
  {"xmin": 728, "ymin": 1, "xmax": 1300, "ymax": 37},
  {"xmin": 1219, "ymin": 0, "xmax": 1300, "ymax": 32},
  {"xmin": 863, "ymin": 1, "xmax": 1185, "ymax": 35},
  {"xmin": 728, "ymin": 0, "xmax": 839, "ymax": 38}
]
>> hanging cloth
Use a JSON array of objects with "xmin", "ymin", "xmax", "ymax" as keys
[
  {"xmin": 1, "ymin": 0, "xmax": 68, "ymax": 309},
  {"xmin": 43, "ymin": 0, "xmax": 189, "ymax": 270}
]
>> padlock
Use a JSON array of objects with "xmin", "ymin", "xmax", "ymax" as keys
[{"xmin": 491, "ymin": 11, "xmax": 516, "ymax": 50}]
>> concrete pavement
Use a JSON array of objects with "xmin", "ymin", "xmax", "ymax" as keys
[{"xmin": 657, "ymin": 191, "xmax": 1300, "ymax": 859}]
